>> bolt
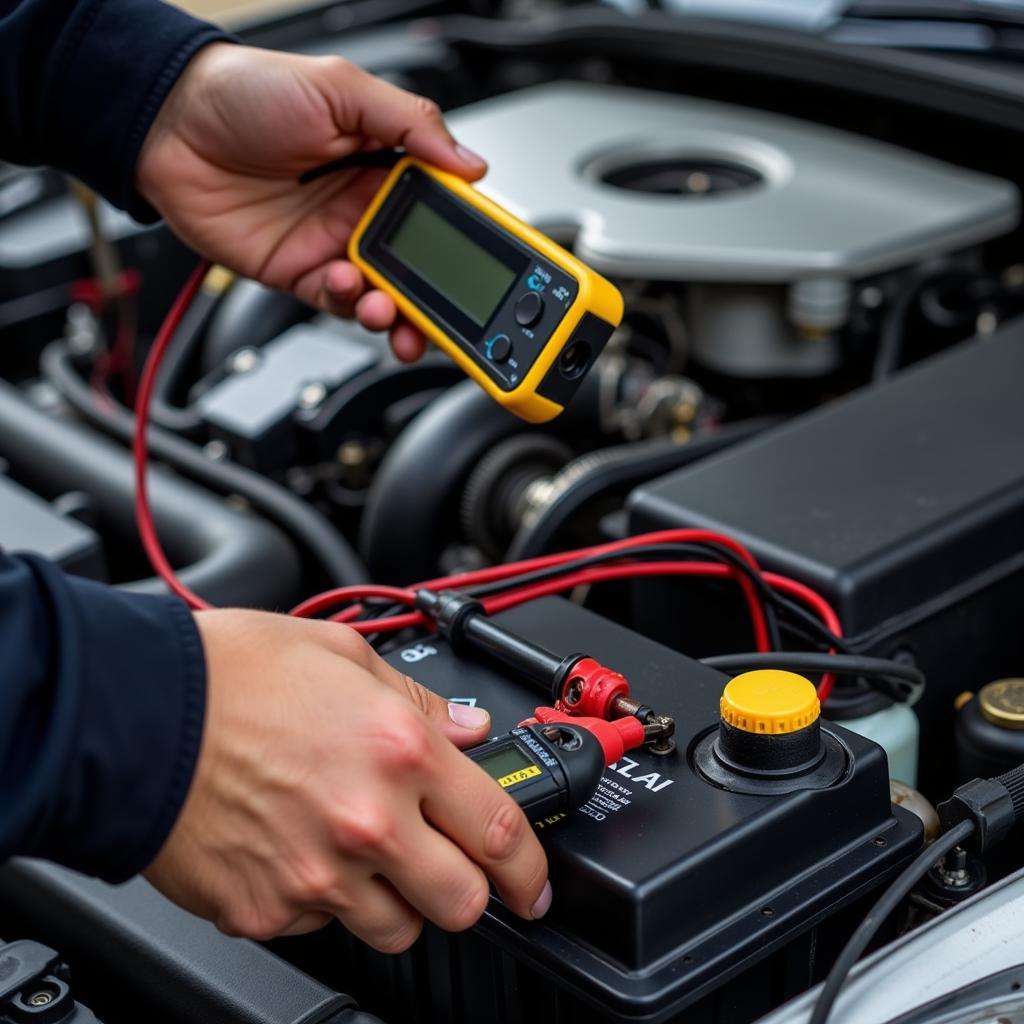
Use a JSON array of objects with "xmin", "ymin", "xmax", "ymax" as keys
[
  {"xmin": 298, "ymin": 381, "xmax": 327, "ymax": 410},
  {"xmin": 203, "ymin": 439, "xmax": 230, "ymax": 462},
  {"xmin": 229, "ymin": 347, "xmax": 261, "ymax": 374},
  {"xmin": 27, "ymin": 991, "xmax": 53, "ymax": 1007},
  {"xmin": 977, "ymin": 310, "xmax": 999, "ymax": 336},
  {"xmin": 859, "ymin": 286, "xmax": 885, "ymax": 310},
  {"xmin": 563, "ymin": 678, "xmax": 584, "ymax": 706},
  {"xmin": 1001, "ymin": 264, "xmax": 1024, "ymax": 290},
  {"xmin": 337, "ymin": 441, "xmax": 367, "ymax": 468}
]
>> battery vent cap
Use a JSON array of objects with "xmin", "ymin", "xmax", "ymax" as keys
[{"xmin": 720, "ymin": 670, "xmax": 820, "ymax": 735}]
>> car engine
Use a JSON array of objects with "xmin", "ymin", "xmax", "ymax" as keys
[{"xmin": 2, "ymin": 8, "xmax": 1024, "ymax": 1024}]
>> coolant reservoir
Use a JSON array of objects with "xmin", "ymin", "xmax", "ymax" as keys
[{"xmin": 824, "ymin": 682, "xmax": 919, "ymax": 785}]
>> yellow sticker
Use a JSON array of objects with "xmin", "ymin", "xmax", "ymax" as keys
[{"xmin": 498, "ymin": 765, "xmax": 542, "ymax": 788}]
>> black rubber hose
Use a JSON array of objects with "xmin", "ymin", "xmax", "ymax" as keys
[
  {"xmin": 41, "ymin": 342, "xmax": 368, "ymax": 587},
  {"xmin": 200, "ymin": 279, "xmax": 314, "ymax": 375},
  {"xmin": 149, "ymin": 281, "xmax": 224, "ymax": 437},
  {"xmin": 0, "ymin": 379, "xmax": 301, "ymax": 607},
  {"xmin": 506, "ymin": 418, "xmax": 777, "ymax": 560},
  {"xmin": 359, "ymin": 380, "xmax": 524, "ymax": 582}
]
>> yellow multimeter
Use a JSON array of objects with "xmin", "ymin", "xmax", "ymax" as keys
[{"xmin": 348, "ymin": 158, "xmax": 623, "ymax": 423}]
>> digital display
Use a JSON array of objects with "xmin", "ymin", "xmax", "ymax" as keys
[
  {"xmin": 476, "ymin": 744, "xmax": 537, "ymax": 784},
  {"xmin": 385, "ymin": 201, "xmax": 516, "ymax": 326}
]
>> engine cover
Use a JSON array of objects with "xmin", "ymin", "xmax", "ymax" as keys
[{"xmin": 446, "ymin": 82, "xmax": 1018, "ymax": 282}]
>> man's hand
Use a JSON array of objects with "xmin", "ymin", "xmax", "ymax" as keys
[
  {"xmin": 137, "ymin": 44, "xmax": 484, "ymax": 361},
  {"xmin": 144, "ymin": 610, "xmax": 551, "ymax": 951}
]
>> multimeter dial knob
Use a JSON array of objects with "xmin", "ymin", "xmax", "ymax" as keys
[
  {"xmin": 514, "ymin": 291, "xmax": 545, "ymax": 327},
  {"xmin": 485, "ymin": 334, "xmax": 513, "ymax": 363}
]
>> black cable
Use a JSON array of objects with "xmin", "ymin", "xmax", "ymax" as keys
[
  {"xmin": 469, "ymin": 540, "xmax": 780, "ymax": 648},
  {"xmin": 298, "ymin": 148, "xmax": 405, "ymax": 186},
  {"xmin": 41, "ymin": 341, "xmax": 369, "ymax": 587},
  {"xmin": 808, "ymin": 820, "xmax": 974, "ymax": 1024},
  {"xmin": 149, "ymin": 277, "xmax": 226, "ymax": 437},
  {"xmin": 700, "ymin": 652, "xmax": 925, "ymax": 703},
  {"xmin": 468, "ymin": 541, "xmax": 854, "ymax": 654}
]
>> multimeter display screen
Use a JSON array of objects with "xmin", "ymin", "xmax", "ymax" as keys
[
  {"xmin": 475, "ymin": 744, "xmax": 537, "ymax": 783},
  {"xmin": 385, "ymin": 201, "xmax": 517, "ymax": 326}
]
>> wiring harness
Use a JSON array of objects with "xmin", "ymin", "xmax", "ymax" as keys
[{"xmin": 131, "ymin": 263, "xmax": 931, "ymax": 705}]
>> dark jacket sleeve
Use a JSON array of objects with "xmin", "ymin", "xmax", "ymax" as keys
[
  {"xmin": 0, "ymin": 0, "xmax": 229, "ymax": 219},
  {"xmin": 0, "ymin": 552, "xmax": 206, "ymax": 881}
]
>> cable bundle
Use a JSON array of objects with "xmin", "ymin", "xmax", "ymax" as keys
[{"xmin": 133, "ymin": 264, "xmax": 932, "ymax": 706}]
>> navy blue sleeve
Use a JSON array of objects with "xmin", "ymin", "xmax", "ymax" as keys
[
  {"xmin": 0, "ymin": 0, "xmax": 229, "ymax": 219},
  {"xmin": 0, "ymin": 552, "xmax": 206, "ymax": 882}
]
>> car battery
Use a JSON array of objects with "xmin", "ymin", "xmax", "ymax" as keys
[{"xmin": 292, "ymin": 598, "xmax": 921, "ymax": 1024}]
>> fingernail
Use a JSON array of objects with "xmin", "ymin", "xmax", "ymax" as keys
[
  {"xmin": 448, "ymin": 702, "xmax": 490, "ymax": 729},
  {"xmin": 531, "ymin": 881, "xmax": 553, "ymax": 920},
  {"xmin": 455, "ymin": 143, "xmax": 486, "ymax": 169}
]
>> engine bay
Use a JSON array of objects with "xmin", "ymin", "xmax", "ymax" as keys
[{"xmin": 3, "ymin": 9, "xmax": 1024, "ymax": 1023}]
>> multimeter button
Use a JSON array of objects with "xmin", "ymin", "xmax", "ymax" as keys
[
  {"xmin": 514, "ymin": 292, "xmax": 544, "ymax": 327},
  {"xmin": 485, "ymin": 334, "xmax": 513, "ymax": 362}
]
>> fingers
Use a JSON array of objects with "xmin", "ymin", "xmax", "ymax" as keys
[
  {"xmin": 385, "ymin": 824, "xmax": 491, "ymax": 933},
  {"xmin": 401, "ymin": 675, "xmax": 491, "ymax": 748},
  {"xmin": 279, "ymin": 910, "xmax": 334, "ymax": 936},
  {"xmin": 389, "ymin": 321, "xmax": 428, "ymax": 362},
  {"xmin": 291, "ymin": 260, "xmax": 427, "ymax": 360},
  {"xmin": 332, "ymin": 876, "xmax": 424, "ymax": 954},
  {"xmin": 334, "ymin": 64, "xmax": 486, "ymax": 181},
  {"xmin": 354, "ymin": 290, "xmax": 397, "ymax": 332},
  {"xmin": 351, "ymin": 643, "xmax": 492, "ymax": 748},
  {"xmin": 422, "ymin": 744, "xmax": 551, "ymax": 921}
]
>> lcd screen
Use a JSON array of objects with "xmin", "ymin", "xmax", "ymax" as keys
[
  {"xmin": 476, "ymin": 744, "xmax": 536, "ymax": 783},
  {"xmin": 386, "ymin": 201, "xmax": 517, "ymax": 326}
]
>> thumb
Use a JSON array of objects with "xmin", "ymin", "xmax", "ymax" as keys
[
  {"xmin": 406, "ymin": 677, "xmax": 492, "ymax": 748},
  {"xmin": 333, "ymin": 65, "xmax": 487, "ymax": 181}
]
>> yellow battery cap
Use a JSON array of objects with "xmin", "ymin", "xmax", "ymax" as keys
[{"xmin": 720, "ymin": 670, "xmax": 820, "ymax": 735}]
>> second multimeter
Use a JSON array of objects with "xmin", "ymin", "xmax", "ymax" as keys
[
  {"xmin": 349, "ymin": 158, "xmax": 623, "ymax": 423},
  {"xmin": 467, "ymin": 723, "xmax": 607, "ymax": 820}
]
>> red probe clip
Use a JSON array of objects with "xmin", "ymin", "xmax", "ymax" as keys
[
  {"xmin": 520, "ymin": 706, "xmax": 648, "ymax": 765},
  {"xmin": 556, "ymin": 658, "xmax": 632, "ymax": 719}
]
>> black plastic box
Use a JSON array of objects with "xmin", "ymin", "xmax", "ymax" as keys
[
  {"xmin": 0, "ymin": 474, "xmax": 103, "ymax": 579},
  {"xmin": 628, "ymin": 319, "xmax": 1024, "ymax": 792}
]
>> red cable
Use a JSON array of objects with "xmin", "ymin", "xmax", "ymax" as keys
[
  {"xmin": 293, "ymin": 527, "xmax": 773, "ymax": 652},
  {"xmin": 134, "ymin": 266, "xmax": 842, "ymax": 699},
  {"xmin": 290, "ymin": 584, "xmax": 417, "ymax": 618},
  {"xmin": 133, "ymin": 261, "xmax": 213, "ymax": 610}
]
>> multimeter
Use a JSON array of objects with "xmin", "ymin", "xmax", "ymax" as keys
[
  {"xmin": 467, "ymin": 712, "xmax": 647, "ymax": 821},
  {"xmin": 468, "ymin": 723, "xmax": 607, "ymax": 820},
  {"xmin": 349, "ymin": 158, "xmax": 624, "ymax": 423}
]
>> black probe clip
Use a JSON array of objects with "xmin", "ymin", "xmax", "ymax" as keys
[{"xmin": 414, "ymin": 589, "xmax": 676, "ymax": 754}]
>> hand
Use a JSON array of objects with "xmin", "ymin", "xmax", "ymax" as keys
[
  {"xmin": 144, "ymin": 610, "xmax": 550, "ymax": 952},
  {"xmin": 136, "ymin": 44, "xmax": 487, "ymax": 362}
]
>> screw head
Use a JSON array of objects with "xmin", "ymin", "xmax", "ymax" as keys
[
  {"xmin": 27, "ymin": 991, "xmax": 53, "ymax": 1006},
  {"xmin": 229, "ymin": 347, "xmax": 261, "ymax": 374},
  {"xmin": 298, "ymin": 381, "xmax": 327, "ymax": 410},
  {"xmin": 203, "ymin": 439, "xmax": 230, "ymax": 462}
]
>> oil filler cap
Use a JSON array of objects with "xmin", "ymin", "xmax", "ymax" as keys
[{"xmin": 696, "ymin": 670, "xmax": 846, "ymax": 794}]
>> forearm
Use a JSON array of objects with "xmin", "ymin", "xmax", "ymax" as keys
[
  {"xmin": 0, "ymin": 0, "xmax": 228, "ymax": 218},
  {"xmin": 0, "ymin": 552, "xmax": 206, "ymax": 881}
]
